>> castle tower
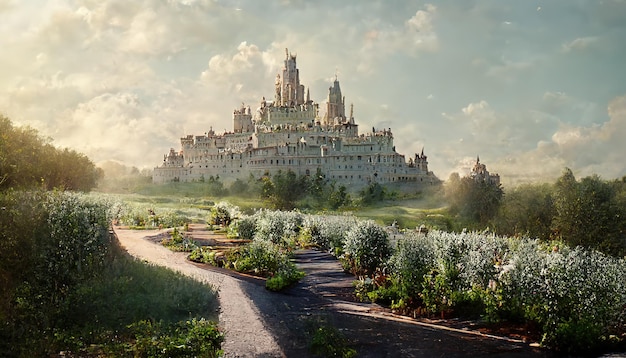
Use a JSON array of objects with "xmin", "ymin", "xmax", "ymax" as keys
[
  {"xmin": 233, "ymin": 103, "xmax": 253, "ymax": 133},
  {"xmin": 280, "ymin": 48, "xmax": 305, "ymax": 106},
  {"xmin": 324, "ymin": 75, "xmax": 346, "ymax": 125}
]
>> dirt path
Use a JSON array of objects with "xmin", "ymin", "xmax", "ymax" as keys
[
  {"xmin": 112, "ymin": 226, "xmax": 284, "ymax": 357},
  {"xmin": 113, "ymin": 225, "xmax": 552, "ymax": 357}
]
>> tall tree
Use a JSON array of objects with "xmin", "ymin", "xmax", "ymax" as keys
[{"xmin": 552, "ymin": 168, "xmax": 625, "ymax": 254}]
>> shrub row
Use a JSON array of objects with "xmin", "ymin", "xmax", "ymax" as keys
[
  {"xmin": 227, "ymin": 208, "xmax": 626, "ymax": 353},
  {"xmin": 363, "ymin": 230, "xmax": 626, "ymax": 353}
]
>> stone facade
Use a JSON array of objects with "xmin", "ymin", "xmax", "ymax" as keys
[{"xmin": 153, "ymin": 49, "xmax": 439, "ymax": 190}]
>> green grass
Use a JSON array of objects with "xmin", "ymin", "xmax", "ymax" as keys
[
  {"xmin": 104, "ymin": 184, "xmax": 454, "ymax": 232},
  {"xmin": 353, "ymin": 199, "xmax": 452, "ymax": 231},
  {"xmin": 50, "ymin": 243, "xmax": 221, "ymax": 356}
]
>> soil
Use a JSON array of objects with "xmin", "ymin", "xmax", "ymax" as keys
[{"xmin": 113, "ymin": 224, "xmax": 555, "ymax": 358}]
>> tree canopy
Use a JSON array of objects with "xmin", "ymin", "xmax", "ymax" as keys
[{"xmin": 0, "ymin": 115, "xmax": 101, "ymax": 191}]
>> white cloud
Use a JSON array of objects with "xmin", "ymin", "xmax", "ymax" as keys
[
  {"xmin": 358, "ymin": 4, "xmax": 438, "ymax": 73},
  {"xmin": 561, "ymin": 36, "xmax": 599, "ymax": 53}
]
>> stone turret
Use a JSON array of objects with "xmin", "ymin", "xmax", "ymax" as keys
[
  {"xmin": 233, "ymin": 103, "xmax": 253, "ymax": 133},
  {"xmin": 324, "ymin": 75, "xmax": 346, "ymax": 125}
]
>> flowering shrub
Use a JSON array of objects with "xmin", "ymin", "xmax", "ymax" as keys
[
  {"xmin": 342, "ymin": 220, "xmax": 391, "ymax": 276},
  {"xmin": 116, "ymin": 201, "xmax": 189, "ymax": 228},
  {"xmin": 253, "ymin": 209, "xmax": 303, "ymax": 248},
  {"xmin": 229, "ymin": 215, "xmax": 257, "ymax": 240},
  {"xmin": 499, "ymin": 245, "xmax": 626, "ymax": 352},
  {"xmin": 301, "ymin": 214, "xmax": 358, "ymax": 253},
  {"xmin": 361, "ymin": 228, "xmax": 626, "ymax": 353},
  {"xmin": 208, "ymin": 201, "xmax": 240, "ymax": 227}
]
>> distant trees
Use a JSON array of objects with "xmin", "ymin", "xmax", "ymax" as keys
[
  {"xmin": 0, "ymin": 115, "xmax": 101, "ymax": 191},
  {"xmin": 492, "ymin": 168, "xmax": 626, "ymax": 256},
  {"xmin": 494, "ymin": 183, "xmax": 554, "ymax": 240},
  {"xmin": 257, "ymin": 169, "xmax": 351, "ymax": 210}
]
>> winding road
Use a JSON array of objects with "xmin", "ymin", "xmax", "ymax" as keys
[{"xmin": 113, "ymin": 225, "xmax": 552, "ymax": 357}]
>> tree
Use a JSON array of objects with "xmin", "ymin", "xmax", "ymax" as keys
[
  {"xmin": 0, "ymin": 115, "xmax": 100, "ymax": 192},
  {"xmin": 444, "ymin": 172, "xmax": 503, "ymax": 226},
  {"xmin": 494, "ymin": 183, "xmax": 554, "ymax": 239},
  {"xmin": 552, "ymin": 169, "xmax": 625, "ymax": 254},
  {"xmin": 360, "ymin": 182, "xmax": 386, "ymax": 205},
  {"xmin": 262, "ymin": 170, "xmax": 307, "ymax": 210},
  {"xmin": 328, "ymin": 183, "xmax": 350, "ymax": 210}
]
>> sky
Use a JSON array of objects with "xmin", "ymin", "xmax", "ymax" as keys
[{"xmin": 1, "ymin": 0, "xmax": 626, "ymax": 186}]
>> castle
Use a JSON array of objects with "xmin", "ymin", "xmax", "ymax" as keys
[
  {"xmin": 153, "ymin": 49, "xmax": 439, "ymax": 190},
  {"xmin": 470, "ymin": 156, "xmax": 500, "ymax": 186}
]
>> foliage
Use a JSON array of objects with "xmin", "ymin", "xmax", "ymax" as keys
[
  {"xmin": 307, "ymin": 320, "xmax": 357, "ymax": 358},
  {"xmin": 266, "ymin": 268, "xmax": 306, "ymax": 292},
  {"xmin": 358, "ymin": 182, "xmax": 387, "ymax": 205},
  {"xmin": 491, "ymin": 168, "xmax": 626, "ymax": 256},
  {"xmin": 341, "ymin": 220, "xmax": 391, "ymax": 276},
  {"xmin": 53, "ymin": 318, "xmax": 222, "ymax": 357},
  {"xmin": 229, "ymin": 214, "xmax": 257, "ymax": 240},
  {"xmin": 552, "ymin": 169, "xmax": 625, "ymax": 254},
  {"xmin": 301, "ymin": 214, "xmax": 358, "ymax": 253},
  {"xmin": 209, "ymin": 201, "xmax": 240, "ymax": 227},
  {"xmin": 201, "ymin": 175, "xmax": 228, "ymax": 197},
  {"xmin": 0, "ymin": 191, "xmax": 222, "ymax": 356},
  {"xmin": 115, "ymin": 201, "xmax": 190, "ymax": 228},
  {"xmin": 357, "ymin": 228, "xmax": 626, "ymax": 354},
  {"xmin": 261, "ymin": 169, "xmax": 309, "ymax": 210},
  {"xmin": 0, "ymin": 115, "xmax": 101, "ymax": 191},
  {"xmin": 444, "ymin": 172, "xmax": 504, "ymax": 226},
  {"xmin": 493, "ymin": 183, "xmax": 554, "ymax": 239},
  {"xmin": 162, "ymin": 227, "xmax": 199, "ymax": 252},
  {"xmin": 253, "ymin": 209, "xmax": 303, "ymax": 248}
]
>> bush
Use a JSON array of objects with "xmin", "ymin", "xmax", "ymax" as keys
[
  {"xmin": 354, "ymin": 227, "xmax": 626, "ymax": 353},
  {"xmin": 341, "ymin": 220, "xmax": 391, "ymax": 276},
  {"xmin": 162, "ymin": 228, "xmax": 198, "ymax": 252},
  {"xmin": 254, "ymin": 209, "xmax": 303, "ymax": 248},
  {"xmin": 301, "ymin": 214, "xmax": 358, "ymax": 252},
  {"xmin": 209, "ymin": 201, "xmax": 240, "ymax": 227},
  {"xmin": 230, "ymin": 215, "xmax": 257, "ymax": 240}
]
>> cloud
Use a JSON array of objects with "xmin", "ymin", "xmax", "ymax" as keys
[
  {"xmin": 358, "ymin": 3, "xmax": 438, "ymax": 73},
  {"xmin": 490, "ymin": 94, "xmax": 626, "ymax": 184},
  {"xmin": 561, "ymin": 36, "xmax": 599, "ymax": 53}
]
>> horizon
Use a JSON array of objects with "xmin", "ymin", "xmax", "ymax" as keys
[{"xmin": 2, "ymin": 1, "xmax": 625, "ymax": 186}]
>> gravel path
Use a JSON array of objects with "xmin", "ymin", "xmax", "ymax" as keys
[
  {"xmin": 112, "ymin": 226, "xmax": 285, "ymax": 357},
  {"xmin": 113, "ymin": 225, "xmax": 553, "ymax": 357}
]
